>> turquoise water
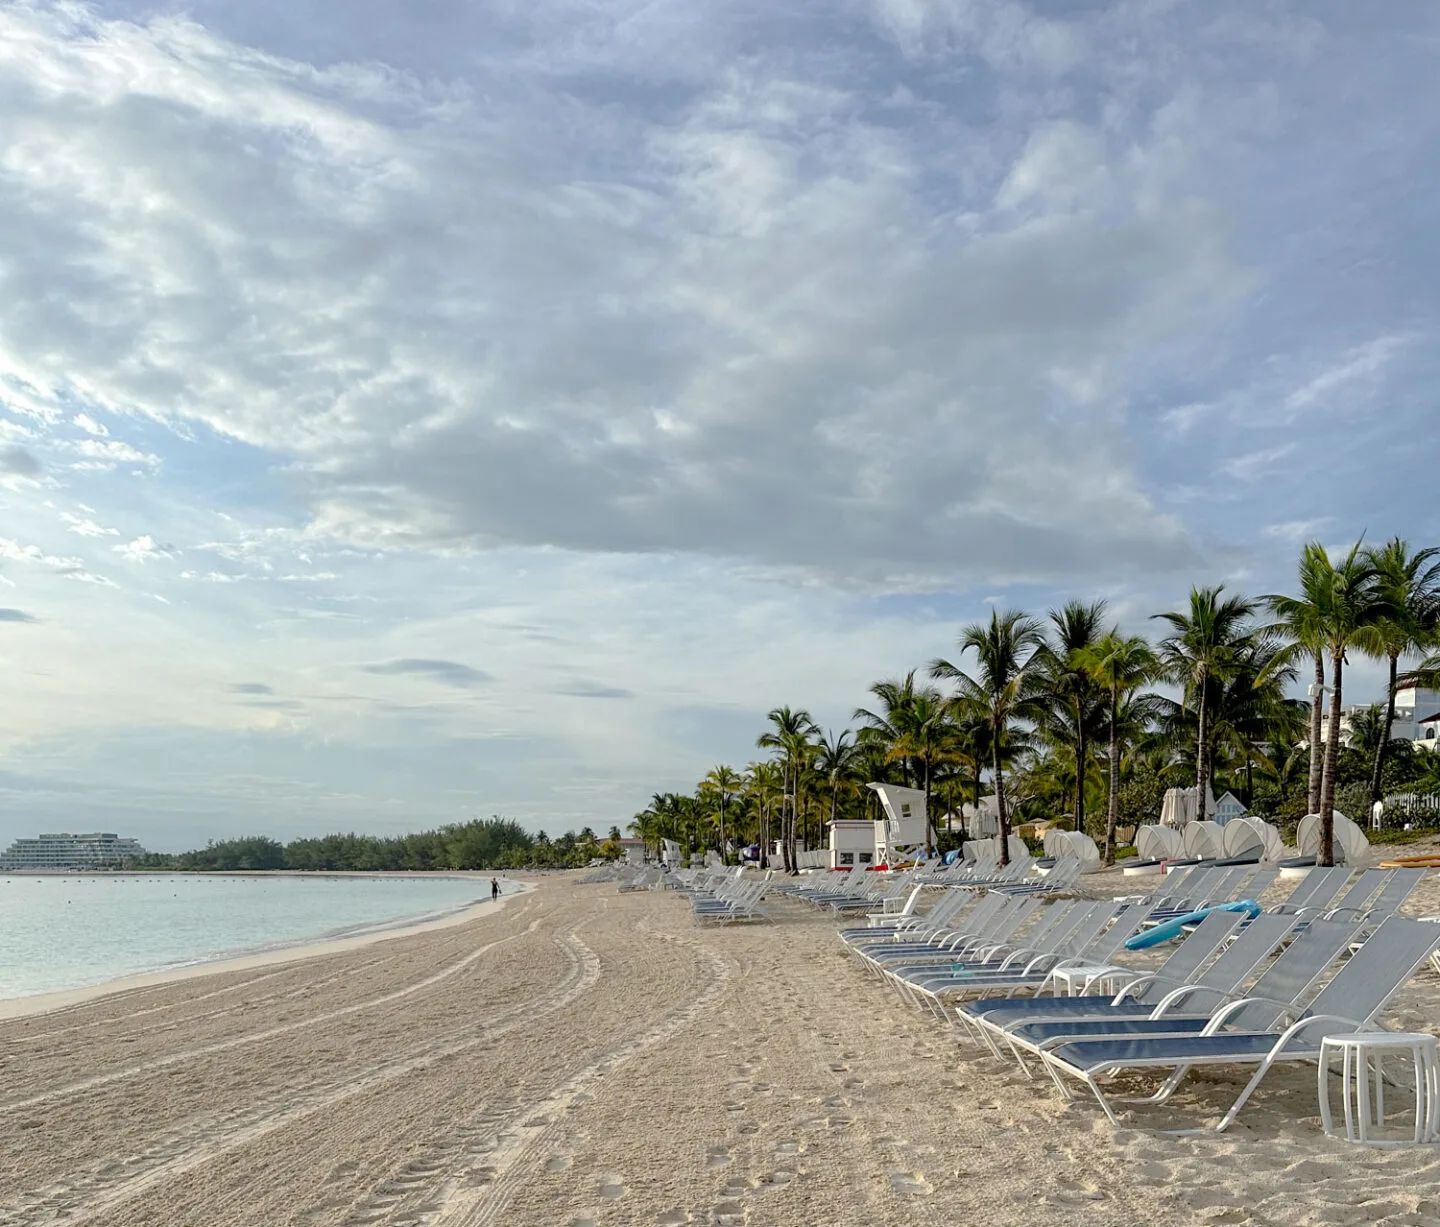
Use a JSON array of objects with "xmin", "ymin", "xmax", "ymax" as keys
[{"xmin": 0, "ymin": 873, "xmax": 513, "ymax": 1001}]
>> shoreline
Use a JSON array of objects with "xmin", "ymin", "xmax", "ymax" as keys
[{"xmin": 0, "ymin": 876, "xmax": 533, "ymax": 1022}]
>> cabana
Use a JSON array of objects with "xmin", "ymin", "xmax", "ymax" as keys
[{"xmin": 1295, "ymin": 812, "xmax": 1370, "ymax": 866}]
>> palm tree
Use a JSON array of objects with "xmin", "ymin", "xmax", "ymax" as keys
[
  {"xmin": 757, "ymin": 706, "xmax": 816, "ymax": 873},
  {"xmin": 701, "ymin": 765, "xmax": 743, "ymax": 864},
  {"xmin": 1081, "ymin": 630, "xmax": 1158, "ymax": 865},
  {"xmin": 1296, "ymin": 541, "xmax": 1385, "ymax": 865},
  {"xmin": 1153, "ymin": 585, "xmax": 1257, "ymax": 823},
  {"xmin": 1208, "ymin": 633, "xmax": 1303, "ymax": 809},
  {"xmin": 1264, "ymin": 546, "xmax": 1335, "ymax": 815},
  {"xmin": 1035, "ymin": 600, "xmax": 1109, "ymax": 833},
  {"xmin": 815, "ymin": 729, "xmax": 862, "ymax": 826},
  {"xmin": 1357, "ymin": 538, "xmax": 1440, "ymax": 810},
  {"xmin": 854, "ymin": 673, "xmax": 924, "ymax": 786},
  {"xmin": 931, "ymin": 610, "xmax": 1047, "ymax": 866},
  {"xmin": 743, "ymin": 760, "xmax": 783, "ymax": 869}
]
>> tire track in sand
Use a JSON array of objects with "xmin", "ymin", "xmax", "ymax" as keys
[
  {"xmin": 0, "ymin": 925, "xmax": 601, "ymax": 1227},
  {"xmin": 330, "ymin": 922, "xmax": 733, "ymax": 1227},
  {"xmin": 0, "ymin": 901, "xmax": 544, "ymax": 1117}
]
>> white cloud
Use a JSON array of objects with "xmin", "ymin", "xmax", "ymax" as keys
[
  {"xmin": 73, "ymin": 439, "xmax": 160, "ymax": 470},
  {"xmin": 0, "ymin": 535, "xmax": 116, "ymax": 586},
  {"xmin": 61, "ymin": 511, "xmax": 119, "ymax": 537},
  {"xmin": 1263, "ymin": 518, "xmax": 1332, "ymax": 544},
  {"xmin": 115, "ymin": 535, "xmax": 178, "ymax": 564},
  {"xmin": 73, "ymin": 412, "xmax": 108, "ymax": 436},
  {"xmin": 0, "ymin": 1, "xmax": 1247, "ymax": 590},
  {"xmin": 1283, "ymin": 335, "xmax": 1407, "ymax": 415},
  {"xmin": 1220, "ymin": 444, "xmax": 1296, "ymax": 481}
]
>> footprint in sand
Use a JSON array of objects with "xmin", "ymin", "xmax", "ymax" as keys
[
  {"xmin": 545, "ymin": 1155, "xmax": 573, "ymax": 1173},
  {"xmin": 713, "ymin": 1198, "xmax": 746, "ymax": 1225},
  {"xmin": 656, "ymin": 1212, "xmax": 693, "ymax": 1225},
  {"xmin": 889, "ymin": 1172, "xmax": 933, "ymax": 1196},
  {"xmin": 772, "ymin": 1141, "xmax": 801, "ymax": 1156},
  {"xmin": 599, "ymin": 1176, "xmax": 627, "ymax": 1200},
  {"xmin": 706, "ymin": 1148, "xmax": 734, "ymax": 1169},
  {"xmin": 327, "ymin": 1162, "xmax": 359, "ymax": 1183}
]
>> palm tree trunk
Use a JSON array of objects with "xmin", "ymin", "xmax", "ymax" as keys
[
  {"xmin": 923, "ymin": 758, "xmax": 934, "ymax": 856},
  {"xmin": 1308, "ymin": 653, "xmax": 1325, "ymax": 814},
  {"xmin": 718, "ymin": 796, "xmax": 726, "ymax": 866},
  {"xmin": 993, "ymin": 724, "xmax": 1010, "ymax": 868},
  {"xmin": 1369, "ymin": 652, "xmax": 1399, "ymax": 813},
  {"xmin": 1319, "ymin": 650, "xmax": 1344, "ymax": 867},
  {"xmin": 789, "ymin": 766, "xmax": 800, "ymax": 869},
  {"xmin": 1104, "ymin": 686, "xmax": 1119, "ymax": 866},
  {"xmin": 1194, "ymin": 672, "xmax": 1210, "ymax": 819},
  {"xmin": 1074, "ymin": 716, "xmax": 1087, "ymax": 835}
]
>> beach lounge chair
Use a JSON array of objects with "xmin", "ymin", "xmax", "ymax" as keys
[
  {"xmin": 862, "ymin": 897, "xmax": 1042, "ymax": 986},
  {"xmin": 982, "ymin": 913, "xmax": 1342, "ymax": 1068},
  {"xmin": 868, "ymin": 895, "xmax": 1067, "ymax": 977},
  {"xmin": 1270, "ymin": 865, "xmax": 1354, "ymax": 914},
  {"xmin": 1327, "ymin": 868, "xmax": 1426, "ymax": 924},
  {"xmin": 955, "ymin": 908, "xmax": 1251, "ymax": 1047},
  {"xmin": 839, "ymin": 888, "xmax": 977, "ymax": 945},
  {"xmin": 1039, "ymin": 916, "xmax": 1440, "ymax": 1131},
  {"xmin": 894, "ymin": 902, "xmax": 1151, "ymax": 1017}
]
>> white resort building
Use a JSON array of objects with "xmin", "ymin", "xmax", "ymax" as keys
[
  {"xmin": 0, "ymin": 832, "xmax": 147, "ymax": 871},
  {"xmin": 1319, "ymin": 684, "xmax": 1440, "ymax": 750}
]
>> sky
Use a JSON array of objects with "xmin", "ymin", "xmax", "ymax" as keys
[{"xmin": 1, "ymin": 0, "xmax": 1437, "ymax": 851}]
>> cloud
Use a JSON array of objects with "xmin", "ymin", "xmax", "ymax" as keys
[
  {"xmin": 551, "ymin": 681, "xmax": 635, "ymax": 700},
  {"xmin": 62, "ymin": 512, "xmax": 120, "ymax": 537},
  {"xmin": 0, "ymin": 445, "xmax": 41, "ymax": 478},
  {"xmin": 0, "ymin": 1, "xmax": 1248, "ymax": 590},
  {"xmin": 1263, "ymin": 518, "xmax": 1331, "ymax": 544},
  {"xmin": 1283, "ymin": 336, "xmax": 1406, "ymax": 415},
  {"xmin": 73, "ymin": 439, "xmax": 160, "ymax": 471},
  {"xmin": 361, "ymin": 659, "xmax": 492, "ymax": 688},
  {"xmin": 1220, "ymin": 444, "xmax": 1296, "ymax": 481},
  {"xmin": 73, "ymin": 413, "xmax": 109, "ymax": 436},
  {"xmin": 115, "ymin": 535, "xmax": 179, "ymax": 564},
  {"xmin": 0, "ymin": 536, "xmax": 117, "ymax": 586},
  {"xmin": 227, "ymin": 683, "xmax": 274, "ymax": 695},
  {"xmin": 0, "ymin": 608, "xmax": 38, "ymax": 623}
]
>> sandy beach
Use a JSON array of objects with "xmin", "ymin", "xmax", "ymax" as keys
[{"xmin": 3, "ymin": 873, "xmax": 1440, "ymax": 1227}]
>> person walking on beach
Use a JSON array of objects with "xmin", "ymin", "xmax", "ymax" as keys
[{"xmin": 491, "ymin": 877, "xmax": 500, "ymax": 902}]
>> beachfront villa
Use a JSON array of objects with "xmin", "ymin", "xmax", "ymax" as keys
[{"xmin": 0, "ymin": 832, "xmax": 147, "ymax": 871}]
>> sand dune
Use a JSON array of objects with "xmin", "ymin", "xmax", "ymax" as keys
[{"xmin": 3, "ymin": 875, "xmax": 1440, "ymax": 1226}]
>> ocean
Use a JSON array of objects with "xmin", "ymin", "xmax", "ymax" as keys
[{"xmin": 0, "ymin": 872, "xmax": 512, "ymax": 1002}]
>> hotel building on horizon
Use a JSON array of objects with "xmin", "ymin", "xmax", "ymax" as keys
[{"xmin": 0, "ymin": 832, "xmax": 148, "ymax": 871}]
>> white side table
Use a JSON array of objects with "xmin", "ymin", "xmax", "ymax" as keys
[
  {"xmin": 1318, "ymin": 1032, "xmax": 1440, "ymax": 1146},
  {"xmin": 1050, "ymin": 964, "xmax": 1129, "ymax": 997}
]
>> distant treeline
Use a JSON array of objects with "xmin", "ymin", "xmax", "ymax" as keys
[{"xmin": 128, "ymin": 818, "xmax": 623, "ymax": 872}]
